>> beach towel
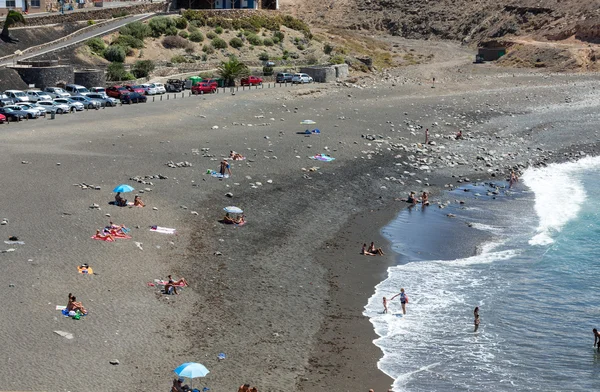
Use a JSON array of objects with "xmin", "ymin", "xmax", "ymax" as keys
[
  {"xmin": 91, "ymin": 234, "xmax": 115, "ymax": 242},
  {"xmin": 232, "ymin": 156, "xmax": 246, "ymax": 161},
  {"xmin": 209, "ymin": 170, "xmax": 230, "ymax": 179},
  {"xmin": 154, "ymin": 279, "xmax": 185, "ymax": 287},
  {"xmin": 4, "ymin": 240, "xmax": 24, "ymax": 245},
  {"xmin": 150, "ymin": 226, "xmax": 176, "ymax": 234},
  {"xmin": 56, "ymin": 305, "xmax": 67, "ymax": 311},
  {"xmin": 111, "ymin": 232, "xmax": 132, "ymax": 239},
  {"xmin": 77, "ymin": 266, "xmax": 93, "ymax": 274},
  {"xmin": 310, "ymin": 154, "xmax": 335, "ymax": 162}
]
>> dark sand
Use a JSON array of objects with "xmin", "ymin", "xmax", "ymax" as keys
[{"xmin": 1, "ymin": 38, "xmax": 600, "ymax": 391}]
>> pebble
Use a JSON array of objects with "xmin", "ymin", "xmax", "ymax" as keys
[
  {"xmin": 109, "ymin": 360, "xmax": 120, "ymax": 365},
  {"xmin": 191, "ymin": 211, "xmax": 198, "ymax": 215},
  {"xmin": 152, "ymin": 207, "xmax": 158, "ymax": 211}
]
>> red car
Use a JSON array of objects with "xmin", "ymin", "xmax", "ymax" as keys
[
  {"xmin": 240, "ymin": 76, "xmax": 263, "ymax": 86},
  {"xmin": 191, "ymin": 83, "xmax": 216, "ymax": 94},
  {"xmin": 125, "ymin": 84, "xmax": 146, "ymax": 94},
  {"xmin": 106, "ymin": 86, "xmax": 128, "ymax": 98},
  {"xmin": 0, "ymin": 113, "xmax": 6, "ymax": 123},
  {"xmin": 203, "ymin": 79, "xmax": 218, "ymax": 89}
]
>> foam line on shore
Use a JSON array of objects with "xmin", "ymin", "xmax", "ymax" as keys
[{"xmin": 522, "ymin": 156, "xmax": 600, "ymax": 246}]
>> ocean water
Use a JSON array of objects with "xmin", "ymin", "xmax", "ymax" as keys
[{"xmin": 365, "ymin": 156, "xmax": 600, "ymax": 391}]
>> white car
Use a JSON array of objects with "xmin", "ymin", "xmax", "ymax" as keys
[
  {"xmin": 54, "ymin": 98, "xmax": 84, "ymax": 111},
  {"xmin": 16, "ymin": 102, "xmax": 47, "ymax": 117},
  {"xmin": 140, "ymin": 83, "xmax": 158, "ymax": 95},
  {"xmin": 291, "ymin": 73, "xmax": 314, "ymax": 84},
  {"xmin": 26, "ymin": 90, "xmax": 52, "ymax": 102},
  {"xmin": 5, "ymin": 90, "xmax": 29, "ymax": 102},
  {"xmin": 90, "ymin": 87, "xmax": 106, "ymax": 95},
  {"xmin": 5, "ymin": 104, "xmax": 39, "ymax": 119},
  {"xmin": 150, "ymin": 82, "xmax": 166, "ymax": 94},
  {"xmin": 37, "ymin": 100, "xmax": 70, "ymax": 114},
  {"xmin": 65, "ymin": 84, "xmax": 91, "ymax": 97},
  {"xmin": 43, "ymin": 87, "xmax": 71, "ymax": 99},
  {"xmin": 86, "ymin": 93, "xmax": 118, "ymax": 107}
]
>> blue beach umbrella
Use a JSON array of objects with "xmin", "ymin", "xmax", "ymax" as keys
[
  {"xmin": 223, "ymin": 206, "xmax": 243, "ymax": 214},
  {"xmin": 174, "ymin": 362, "xmax": 210, "ymax": 390},
  {"xmin": 300, "ymin": 119, "xmax": 316, "ymax": 125},
  {"xmin": 113, "ymin": 184, "xmax": 135, "ymax": 193}
]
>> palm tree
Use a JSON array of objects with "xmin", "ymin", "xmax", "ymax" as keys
[
  {"xmin": 217, "ymin": 56, "xmax": 250, "ymax": 87},
  {"xmin": 1, "ymin": 10, "xmax": 25, "ymax": 43}
]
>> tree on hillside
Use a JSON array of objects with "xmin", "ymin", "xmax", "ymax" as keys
[
  {"xmin": 217, "ymin": 56, "xmax": 250, "ymax": 87},
  {"xmin": 1, "ymin": 10, "xmax": 25, "ymax": 43}
]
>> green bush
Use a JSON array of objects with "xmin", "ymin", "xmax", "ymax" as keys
[
  {"xmin": 86, "ymin": 37, "xmax": 105, "ymax": 53},
  {"xmin": 229, "ymin": 37, "xmax": 243, "ymax": 49},
  {"xmin": 263, "ymin": 66, "xmax": 274, "ymax": 76},
  {"xmin": 185, "ymin": 47, "xmax": 194, "ymax": 54},
  {"xmin": 149, "ymin": 16, "xmax": 176, "ymax": 38},
  {"xmin": 131, "ymin": 59, "xmax": 155, "ymax": 78},
  {"xmin": 87, "ymin": 20, "xmax": 95, "ymax": 26},
  {"xmin": 165, "ymin": 26, "xmax": 178, "ymax": 36},
  {"xmin": 107, "ymin": 62, "xmax": 133, "ymax": 81},
  {"xmin": 162, "ymin": 35, "xmax": 192, "ymax": 49},
  {"xmin": 206, "ymin": 31, "xmax": 217, "ymax": 39},
  {"xmin": 103, "ymin": 45, "xmax": 126, "ymax": 62},
  {"xmin": 120, "ymin": 21, "xmax": 152, "ymax": 40},
  {"xmin": 188, "ymin": 24, "xmax": 199, "ymax": 33},
  {"xmin": 258, "ymin": 52, "xmax": 269, "ymax": 61},
  {"xmin": 306, "ymin": 54, "xmax": 318, "ymax": 65},
  {"xmin": 297, "ymin": 44, "xmax": 305, "ymax": 50},
  {"xmin": 189, "ymin": 31, "xmax": 204, "ymax": 42},
  {"xmin": 273, "ymin": 30, "xmax": 284, "ymax": 41},
  {"xmin": 324, "ymin": 43, "xmax": 334, "ymax": 54},
  {"xmin": 289, "ymin": 52, "xmax": 299, "ymax": 59},
  {"xmin": 179, "ymin": 30, "xmax": 189, "ymax": 39},
  {"xmin": 202, "ymin": 44, "xmax": 214, "ymax": 54},
  {"xmin": 214, "ymin": 26, "xmax": 223, "ymax": 34},
  {"xmin": 202, "ymin": 54, "xmax": 208, "ymax": 61},
  {"xmin": 247, "ymin": 34, "xmax": 262, "ymax": 46},
  {"xmin": 272, "ymin": 36, "xmax": 280, "ymax": 44},
  {"xmin": 171, "ymin": 54, "xmax": 188, "ymax": 64},
  {"xmin": 113, "ymin": 34, "xmax": 144, "ymax": 49},
  {"xmin": 175, "ymin": 17, "xmax": 188, "ymax": 30},
  {"xmin": 211, "ymin": 37, "xmax": 227, "ymax": 49},
  {"xmin": 330, "ymin": 54, "xmax": 345, "ymax": 64},
  {"xmin": 124, "ymin": 46, "xmax": 134, "ymax": 57},
  {"xmin": 263, "ymin": 38, "xmax": 274, "ymax": 46},
  {"xmin": 112, "ymin": 10, "xmax": 129, "ymax": 18}
]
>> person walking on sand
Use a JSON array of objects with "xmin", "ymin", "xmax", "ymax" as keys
[
  {"xmin": 383, "ymin": 297, "xmax": 388, "ymax": 314},
  {"xmin": 474, "ymin": 307, "xmax": 480, "ymax": 332},
  {"xmin": 594, "ymin": 328, "xmax": 600, "ymax": 352},
  {"xmin": 425, "ymin": 128, "xmax": 429, "ymax": 145},
  {"xmin": 391, "ymin": 288, "xmax": 408, "ymax": 315}
]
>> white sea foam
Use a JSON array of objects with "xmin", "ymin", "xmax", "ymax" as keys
[
  {"xmin": 469, "ymin": 222, "xmax": 503, "ymax": 233},
  {"xmin": 521, "ymin": 156, "xmax": 600, "ymax": 245}
]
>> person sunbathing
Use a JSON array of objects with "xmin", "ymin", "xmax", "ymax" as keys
[
  {"xmin": 95, "ymin": 229, "xmax": 115, "ymax": 241},
  {"xmin": 67, "ymin": 293, "xmax": 88, "ymax": 315},
  {"xmin": 114, "ymin": 192, "xmax": 127, "ymax": 207},
  {"xmin": 164, "ymin": 274, "xmax": 189, "ymax": 295},
  {"xmin": 133, "ymin": 195, "xmax": 145, "ymax": 207},
  {"xmin": 234, "ymin": 214, "xmax": 246, "ymax": 224},
  {"xmin": 223, "ymin": 213, "xmax": 236, "ymax": 224},
  {"xmin": 368, "ymin": 242, "xmax": 385, "ymax": 255},
  {"xmin": 361, "ymin": 243, "xmax": 376, "ymax": 256},
  {"xmin": 230, "ymin": 151, "xmax": 244, "ymax": 160}
]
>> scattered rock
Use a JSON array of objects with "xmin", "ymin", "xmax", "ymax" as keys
[
  {"xmin": 109, "ymin": 360, "xmax": 120, "ymax": 365},
  {"xmin": 54, "ymin": 331, "xmax": 74, "ymax": 340},
  {"xmin": 225, "ymin": 192, "xmax": 233, "ymax": 198}
]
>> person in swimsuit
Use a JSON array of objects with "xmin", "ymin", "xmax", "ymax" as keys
[
  {"xmin": 67, "ymin": 293, "xmax": 88, "ymax": 315},
  {"xmin": 383, "ymin": 297, "xmax": 388, "ymax": 314},
  {"xmin": 238, "ymin": 384, "xmax": 251, "ymax": 392},
  {"xmin": 114, "ymin": 192, "xmax": 127, "ymax": 207},
  {"xmin": 594, "ymin": 328, "xmax": 600, "ymax": 352},
  {"xmin": 230, "ymin": 151, "xmax": 244, "ymax": 160},
  {"xmin": 133, "ymin": 195, "xmax": 145, "ymax": 207},
  {"xmin": 95, "ymin": 229, "xmax": 115, "ymax": 241},
  {"xmin": 421, "ymin": 192, "xmax": 430, "ymax": 206},
  {"xmin": 407, "ymin": 191, "xmax": 418, "ymax": 206},
  {"xmin": 164, "ymin": 274, "xmax": 189, "ymax": 295},
  {"xmin": 234, "ymin": 214, "xmax": 246, "ymax": 224},
  {"xmin": 361, "ymin": 243, "xmax": 375, "ymax": 256},
  {"xmin": 391, "ymin": 288, "xmax": 408, "ymax": 315},
  {"xmin": 219, "ymin": 159, "xmax": 232, "ymax": 176},
  {"xmin": 368, "ymin": 242, "xmax": 385, "ymax": 255},
  {"xmin": 223, "ymin": 213, "xmax": 235, "ymax": 224}
]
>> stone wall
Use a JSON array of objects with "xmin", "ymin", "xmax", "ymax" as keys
[
  {"xmin": 299, "ymin": 66, "xmax": 336, "ymax": 83},
  {"xmin": 74, "ymin": 69, "xmax": 106, "ymax": 88},
  {"xmin": 12, "ymin": 65, "xmax": 74, "ymax": 90},
  {"xmin": 1, "ymin": 2, "xmax": 166, "ymax": 28},
  {"xmin": 333, "ymin": 64, "xmax": 349, "ymax": 79}
]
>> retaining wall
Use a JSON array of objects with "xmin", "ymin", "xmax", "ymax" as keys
[
  {"xmin": 75, "ymin": 69, "xmax": 106, "ymax": 88},
  {"xmin": 12, "ymin": 65, "xmax": 74, "ymax": 89}
]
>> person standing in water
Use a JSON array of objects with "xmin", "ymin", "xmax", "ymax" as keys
[
  {"xmin": 391, "ymin": 288, "xmax": 408, "ymax": 315},
  {"xmin": 593, "ymin": 328, "xmax": 600, "ymax": 352},
  {"xmin": 474, "ymin": 307, "xmax": 480, "ymax": 332},
  {"xmin": 383, "ymin": 297, "xmax": 388, "ymax": 314}
]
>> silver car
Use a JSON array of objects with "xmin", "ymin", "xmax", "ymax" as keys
[
  {"xmin": 16, "ymin": 102, "xmax": 47, "ymax": 117},
  {"xmin": 43, "ymin": 87, "xmax": 71, "ymax": 99},
  {"xmin": 86, "ymin": 93, "xmax": 118, "ymax": 107},
  {"xmin": 68, "ymin": 95, "xmax": 101, "ymax": 109},
  {"xmin": 26, "ymin": 90, "xmax": 53, "ymax": 102},
  {"xmin": 292, "ymin": 73, "xmax": 314, "ymax": 84},
  {"xmin": 53, "ymin": 98, "xmax": 84, "ymax": 112},
  {"xmin": 4, "ymin": 104, "xmax": 39, "ymax": 119},
  {"xmin": 37, "ymin": 100, "xmax": 70, "ymax": 114}
]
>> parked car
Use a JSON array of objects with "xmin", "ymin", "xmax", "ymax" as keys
[
  {"xmin": 37, "ymin": 100, "xmax": 70, "ymax": 114},
  {"xmin": 276, "ymin": 72, "xmax": 294, "ymax": 83},
  {"xmin": 1, "ymin": 105, "xmax": 30, "ymax": 119},
  {"xmin": 5, "ymin": 90, "xmax": 29, "ymax": 102},
  {"xmin": 166, "ymin": 79, "xmax": 184, "ymax": 92},
  {"xmin": 0, "ymin": 93, "xmax": 14, "ymax": 107},
  {"xmin": 43, "ymin": 87, "xmax": 71, "ymax": 99},
  {"xmin": 65, "ymin": 84, "xmax": 91, "ymax": 96},
  {"xmin": 150, "ymin": 82, "xmax": 166, "ymax": 94},
  {"xmin": 191, "ymin": 82, "xmax": 217, "ymax": 95},
  {"xmin": 17, "ymin": 102, "xmax": 48, "ymax": 117},
  {"xmin": 86, "ymin": 93, "xmax": 118, "ymax": 107},
  {"xmin": 68, "ymin": 95, "xmax": 101, "ymax": 109},
  {"xmin": 292, "ymin": 73, "xmax": 314, "ymax": 84},
  {"xmin": 90, "ymin": 87, "xmax": 107, "ymax": 95},
  {"xmin": 125, "ymin": 85, "xmax": 146, "ymax": 95},
  {"xmin": 106, "ymin": 86, "xmax": 129, "ymax": 98},
  {"xmin": 26, "ymin": 90, "xmax": 53, "ymax": 102},
  {"xmin": 53, "ymin": 98, "xmax": 84, "ymax": 112},
  {"xmin": 0, "ymin": 113, "xmax": 6, "ymax": 123},
  {"xmin": 240, "ymin": 76, "xmax": 263, "ymax": 86},
  {"xmin": 7, "ymin": 104, "xmax": 40, "ymax": 119},
  {"xmin": 120, "ymin": 92, "xmax": 147, "ymax": 104},
  {"xmin": 0, "ymin": 107, "xmax": 23, "ymax": 121},
  {"xmin": 140, "ymin": 83, "xmax": 158, "ymax": 95}
]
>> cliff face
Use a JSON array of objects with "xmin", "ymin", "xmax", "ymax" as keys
[{"xmin": 280, "ymin": 0, "xmax": 600, "ymax": 45}]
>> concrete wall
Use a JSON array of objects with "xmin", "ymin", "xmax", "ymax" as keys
[
  {"xmin": 74, "ymin": 69, "xmax": 106, "ymax": 88},
  {"xmin": 299, "ymin": 66, "xmax": 335, "ymax": 83},
  {"xmin": 333, "ymin": 63, "xmax": 349, "ymax": 79},
  {"xmin": 12, "ymin": 65, "xmax": 74, "ymax": 90}
]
